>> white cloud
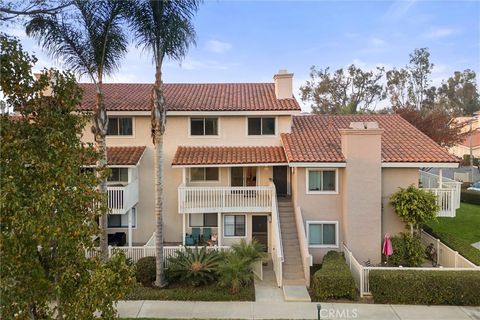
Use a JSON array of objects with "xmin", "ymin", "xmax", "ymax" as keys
[
  {"xmin": 205, "ymin": 40, "xmax": 232, "ymax": 54},
  {"xmin": 383, "ymin": 0, "xmax": 418, "ymax": 21},
  {"xmin": 370, "ymin": 37, "xmax": 386, "ymax": 47},
  {"xmin": 423, "ymin": 27, "xmax": 459, "ymax": 39}
]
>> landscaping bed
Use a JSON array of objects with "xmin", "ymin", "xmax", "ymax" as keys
[
  {"xmin": 424, "ymin": 203, "xmax": 480, "ymax": 265},
  {"xmin": 126, "ymin": 282, "xmax": 255, "ymax": 301}
]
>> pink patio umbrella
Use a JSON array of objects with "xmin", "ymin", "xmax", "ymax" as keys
[{"xmin": 382, "ymin": 233, "xmax": 393, "ymax": 264}]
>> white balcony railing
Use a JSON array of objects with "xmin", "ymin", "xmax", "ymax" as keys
[
  {"xmin": 178, "ymin": 184, "xmax": 273, "ymax": 214},
  {"xmin": 107, "ymin": 179, "xmax": 139, "ymax": 215},
  {"xmin": 419, "ymin": 171, "xmax": 461, "ymax": 217}
]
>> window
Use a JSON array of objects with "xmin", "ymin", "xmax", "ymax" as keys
[
  {"xmin": 307, "ymin": 221, "xmax": 338, "ymax": 247},
  {"xmin": 224, "ymin": 215, "xmax": 246, "ymax": 237},
  {"xmin": 307, "ymin": 169, "xmax": 337, "ymax": 193},
  {"xmin": 190, "ymin": 117, "xmax": 218, "ymax": 136},
  {"xmin": 189, "ymin": 213, "xmax": 218, "ymax": 227},
  {"xmin": 248, "ymin": 117, "xmax": 275, "ymax": 135},
  {"xmin": 107, "ymin": 117, "xmax": 133, "ymax": 136},
  {"xmin": 108, "ymin": 168, "xmax": 128, "ymax": 182},
  {"xmin": 108, "ymin": 208, "xmax": 136, "ymax": 228},
  {"xmin": 190, "ymin": 167, "xmax": 219, "ymax": 181}
]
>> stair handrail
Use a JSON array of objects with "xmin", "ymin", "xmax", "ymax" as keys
[
  {"xmin": 269, "ymin": 182, "xmax": 284, "ymax": 287},
  {"xmin": 294, "ymin": 206, "xmax": 313, "ymax": 287}
]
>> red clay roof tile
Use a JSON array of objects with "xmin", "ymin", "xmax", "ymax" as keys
[
  {"xmin": 172, "ymin": 146, "xmax": 287, "ymax": 166},
  {"xmin": 281, "ymin": 115, "xmax": 458, "ymax": 163},
  {"xmin": 104, "ymin": 146, "xmax": 146, "ymax": 166},
  {"xmin": 78, "ymin": 83, "xmax": 300, "ymax": 112}
]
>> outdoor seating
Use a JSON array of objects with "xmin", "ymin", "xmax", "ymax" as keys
[
  {"xmin": 203, "ymin": 227, "xmax": 212, "ymax": 241},
  {"xmin": 191, "ymin": 228, "xmax": 201, "ymax": 244},
  {"xmin": 185, "ymin": 234, "xmax": 194, "ymax": 246}
]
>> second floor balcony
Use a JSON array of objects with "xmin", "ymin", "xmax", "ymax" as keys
[
  {"xmin": 178, "ymin": 184, "xmax": 273, "ymax": 214},
  {"xmin": 108, "ymin": 179, "xmax": 139, "ymax": 215}
]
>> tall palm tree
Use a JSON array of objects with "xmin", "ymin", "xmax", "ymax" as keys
[
  {"xmin": 127, "ymin": 0, "xmax": 200, "ymax": 287},
  {"xmin": 26, "ymin": 0, "xmax": 128, "ymax": 261}
]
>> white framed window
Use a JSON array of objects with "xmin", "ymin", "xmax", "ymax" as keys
[
  {"xmin": 190, "ymin": 117, "xmax": 219, "ymax": 136},
  {"xmin": 107, "ymin": 117, "xmax": 133, "ymax": 136},
  {"xmin": 108, "ymin": 207, "xmax": 137, "ymax": 228},
  {"xmin": 306, "ymin": 168, "xmax": 338, "ymax": 194},
  {"xmin": 247, "ymin": 117, "xmax": 276, "ymax": 136},
  {"xmin": 189, "ymin": 213, "xmax": 218, "ymax": 227},
  {"xmin": 108, "ymin": 168, "xmax": 129, "ymax": 182},
  {"xmin": 306, "ymin": 221, "xmax": 338, "ymax": 248},
  {"xmin": 190, "ymin": 167, "xmax": 219, "ymax": 182},
  {"xmin": 223, "ymin": 214, "xmax": 246, "ymax": 237}
]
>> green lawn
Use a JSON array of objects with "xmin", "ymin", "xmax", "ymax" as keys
[
  {"xmin": 425, "ymin": 202, "xmax": 480, "ymax": 265},
  {"xmin": 125, "ymin": 282, "xmax": 255, "ymax": 301}
]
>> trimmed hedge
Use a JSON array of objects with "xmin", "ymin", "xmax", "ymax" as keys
[
  {"xmin": 370, "ymin": 270, "xmax": 480, "ymax": 305},
  {"xmin": 135, "ymin": 256, "xmax": 156, "ymax": 286},
  {"xmin": 312, "ymin": 251, "xmax": 356, "ymax": 300},
  {"xmin": 461, "ymin": 189, "xmax": 480, "ymax": 205}
]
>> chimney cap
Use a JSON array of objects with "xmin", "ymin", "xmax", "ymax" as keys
[{"xmin": 349, "ymin": 121, "xmax": 379, "ymax": 130}]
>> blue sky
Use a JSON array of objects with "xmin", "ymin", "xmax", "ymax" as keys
[{"xmin": 10, "ymin": 0, "xmax": 480, "ymax": 111}]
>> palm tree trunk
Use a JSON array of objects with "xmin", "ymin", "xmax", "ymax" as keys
[
  {"xmin": 153, "ymin": 64, "xmax": 167, "ymax": 287},
  {"xmin": 94, "ymin": 79, "xmax": 109, "ymax": 261}
]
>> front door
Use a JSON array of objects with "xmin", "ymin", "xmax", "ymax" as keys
[
  {"xmin": 252, "ymin": 215, "xmax": 268, "ymax": 252},
  {"xmin": 273, "ymin": 166, "xmax": 288, "ymax": 196}
]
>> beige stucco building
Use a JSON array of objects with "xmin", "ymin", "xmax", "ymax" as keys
[{"xmin": 78, "ymin": 70, "xmax": 458, "ymax": 293}]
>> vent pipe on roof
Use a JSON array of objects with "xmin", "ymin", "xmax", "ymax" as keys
[{"xmin": 273, "ymin": 69, "xmax": 293, "ymax": 99}]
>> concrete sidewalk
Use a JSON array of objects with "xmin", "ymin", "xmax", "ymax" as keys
[{"xmin": 117, "ymin": 300, "xmax": 480, "ymax": 319}]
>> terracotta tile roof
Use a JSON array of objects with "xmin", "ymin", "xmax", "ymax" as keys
[
  {"xmin": 87, "ymin": 146, "xmax": 146, "ymax": 166},
  {"xmin": 281, "ymin": 114, "xmax": 458, "ymax": 163},
  {"xmin": 78, "ymin": 83, "xmax": 300, "ymax": 112},
  {"xmin": 172, "ymin": 146, "xmax": 287, "ymax": 166}
]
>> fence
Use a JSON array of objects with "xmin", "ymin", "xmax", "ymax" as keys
[
  {"xmin": 342, "ymin": 235, "xmax": 479, "ymax": 297},
  {"xmin": 86, "ymin": 245, "xmax": 230, "ymax": 267},
  {"xmin": 419, "ymin": 170, "xmax": 461, "ymax": 217},
  {"xmin": 270, "ymin": 183, "xmax": 284, "ymax": 287}
]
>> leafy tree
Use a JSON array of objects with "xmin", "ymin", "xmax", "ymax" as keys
[
  {"xmin": 386, "ymin": 48, "xmax": 434, "ymax": 110},
  {"xmin": 25, "ymin": 0, "xmax": 129, "ymax": 260},
  {"xmin": 437, "ymin": 69, "xmax": 480, "ymax": 116},
  {"xmin": 127, "ymin": 0, "xmax": 200, "ymax": 287},
  {"xmin": 390, "ymin": 185, "xmax": 438, "ymax": 236},
  {"xmin": 300, "ymin": 64, "xmax": 386, "ymax": 114},
  {"xmin": 0, "ymin": 0, "xmax": 72, "ymax": 22},
  {"xmin": 0, "ymin": 35, "xmax": 134, "ymax": 320}
]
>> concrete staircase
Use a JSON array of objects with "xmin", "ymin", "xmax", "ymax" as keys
[{"xmin": 277, "ymin": 198, "xmax": 311, "ymax": 302}]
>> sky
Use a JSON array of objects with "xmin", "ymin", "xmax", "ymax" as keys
[{"xmin": 7, "ymin": 0, "xmax": 480, "ymax": 111}]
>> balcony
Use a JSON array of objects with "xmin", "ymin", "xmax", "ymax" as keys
[
  {"xmin": 419, "ymin": 171, "xmax": 461, "ymax": 217},
  {"xmin": 108, "ymin": 179, "xmax": 139, "ymax": 215},
  {"xmin": 178, "ymin": 184, "xmax": 273, "ymax": 214}
]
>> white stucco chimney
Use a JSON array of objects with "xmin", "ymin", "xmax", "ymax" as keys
[{"xmin": 273, "ymin": 69, "xmax": 293, "ymax": 99}]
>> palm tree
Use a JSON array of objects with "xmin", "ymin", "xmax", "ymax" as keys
[
  {"xmin": 26, "ymin": 0, "xmax": 128, "ymax": 261},
  {"xmin": 127, "ymin": 0, "xmax": 200, "ymax": 287}
]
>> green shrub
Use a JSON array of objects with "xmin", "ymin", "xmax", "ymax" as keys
[
  {"xmin": 168, "ymin": 247, "xmax": 221, "ymax": 286},
  {"xmin": 461, "ymin": 189, "xmax": 480, "ymax": 205},
  {"xmin": 312, "ymin": 251, "xmax": 356, "ymax": 300},
  {"xmin": 231, "ymin": 239, "xmax": 266, "ymax": 264},
  {"xmin": 217, "ymin": 253, "xmax": 253, "ymax": 294},
  {"xmin": 389, "ymin": 232, "xmax": 424, "ymax": 267},
  {"xmin": 135, "ymin": 256, "xmax": 156, "ymax": 286},
  {"xmin": 370, "ymin": 270, "xmax": 480, "ymax": 305}
]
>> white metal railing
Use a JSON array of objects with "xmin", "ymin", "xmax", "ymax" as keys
[
  {"xmin": 86, "ymin": 245, "xmax": 230, "ymax": 267},
  {"xmin": 419, "ymin": 171, "xmax": 461, "ymax": 217},
  {"xmin": 108, "ymin": 179, "xmax": 139, "ymax": 215},
  {"xmin": 294, "ymin": 206, "xmax": 313, "ymax": 287},
  {"xmin": 178, "ymin": 184, "xmax": 273, "ymax": 213},
  {"xmin": 270, "ymin": 183, "xmax": 284, "ymax": 287},
  {"xmin": 343, "ymin": 240, "xmax": 479, "ymax": 297}
]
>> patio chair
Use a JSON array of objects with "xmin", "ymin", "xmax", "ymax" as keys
[
  {"xmin": 185, "ymin": 234, "xmax": 194, "ymax": 246},
  {"xmin": 191, "ymin": 228, "xmax": 201, "ymax": 244},
  {"xmin": 203, "ymin": 227, "xmax": 212, "ymax": 241}
]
